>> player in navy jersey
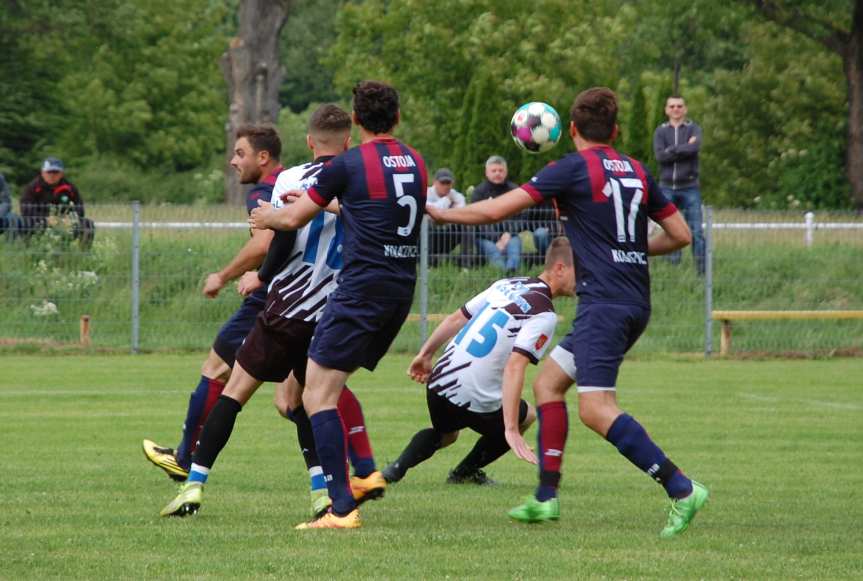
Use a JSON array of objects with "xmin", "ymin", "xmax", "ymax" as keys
[
  {"xmin": 143, "ymin": 126, "xmax": 282, "ymax": 481},
  {"xmin": 160, "ymin": 105, "xmax": 380, "ymax": 519},
  {"xmin": 250, "ymin": 81, "xmax": 427, "ymax": 529},
  {"xmin": 427, "ymin": 87, "xmax": 708, "ymax": 538},
  {"xmin": 381, "ymin": 238, "xmax": 575, "ymax": 486}
]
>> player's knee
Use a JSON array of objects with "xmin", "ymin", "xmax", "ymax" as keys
[
  {"xmin": 520, "ymin": 405, "xmax": 537, "ymax": 432},
  {"xmin": 201, "ymin": 350, "xmax": 231, "ymax": 381},
  {"xmin": 440, "ymin": 431, "xmax": 459, "ymax": 448}
]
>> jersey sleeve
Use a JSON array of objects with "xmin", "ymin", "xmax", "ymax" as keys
[
  {"xmin": 521, "ymin": 159, "xmax": 570, "ymax": 204},
  {"xmin": 645, "ymin": 171, "xmax": 677, "ymax": 220},
  {"xmin": 512, "ymin": 312, "xmax": 557, "ymax": 364},
  {"xmin": 246, "ymin": 184, "xmax": 272, "ymax": 215},
  {"xmin": 306, "ymin": 156, "xmax": 348, "ymax": 208},
  {"xmin": 460, "ymin": 285, "xmax": 494, "ymax": 319}
]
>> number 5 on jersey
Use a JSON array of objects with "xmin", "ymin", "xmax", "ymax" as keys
[{"xmin": 393, "ymin": 174, "xmax": 417, "ymax": 237}]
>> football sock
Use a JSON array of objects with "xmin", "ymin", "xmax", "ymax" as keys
[
  {"xmin": 451, "ymin": 434, "xmax": 509, "ymax": 476},
  {"xmin": 310, "ymin": 409, "xmax": 355, "ymax": 516},
  {"xmin": 190, "ymin": 395, "xmax": 242, "ymax": 472},
  {"xmin": 389, "ymin": 428, "xmax": 442, "ymax": 478},
  {"xmin": 535, "ymin": 401, "xmax": 568, "ymax": 502},
  {"xmin": 176, "ymin": 376, "xmax": 225, "ymax": 469},
  {"xmin": 187, "ymin": 463, "xmax": 209, "ymax": 484},
  {"xmin": 605, "ymin": 413, "xmax": 693, "ymax": 499},
  {"xmin": 338, "ymin": 386, "xmax": 376, "ymax": 477},
  {"xmin": 286, "ymin": 405, "xmax": 321, "ymax": 470}
]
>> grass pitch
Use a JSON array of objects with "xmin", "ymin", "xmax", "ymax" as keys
[{"xmin": 2, "ymin": 354, "xmax": 861, "ymax": 579}]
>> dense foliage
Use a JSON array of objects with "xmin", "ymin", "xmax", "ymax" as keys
[{"xmin": 0, "ymin": 0, "xmax": 854, "ymax": 208}]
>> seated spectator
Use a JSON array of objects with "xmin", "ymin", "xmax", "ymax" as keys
[
  {"xmin": 21, "ymin": 157, "xmax": 94, "ymax": 248},
  {"xmin": 520, "ymin": 199, "xmax": 557, "ymax": 265},
  {"xmin": 425, "ymin": 168, "xmax": 467, "ymax": 266},
  {"xmin": 471, "ymin": 155, "xmax": 521, "ymax": 273},
  {"xmin": 0, "ymin": 173, "xmax": 23, "ymax": 240}
]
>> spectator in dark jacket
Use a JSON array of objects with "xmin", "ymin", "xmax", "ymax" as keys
[
  {"xmin": 20, "ymin": 157, "xmax": 94, "ymax": 247},
  {"xmin": 471, "ymin": 155, "xmax": 521, "ymax": 273},
  {"xmin": 0, "ymin": 173, "xmax": 23, "ymax": 240},
  {"xmin": 653, "ymin": 96, "xmax": 704, "ymax": 275}
]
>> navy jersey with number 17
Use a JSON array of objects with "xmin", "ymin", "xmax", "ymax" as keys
[
  {"xmin": 522, "ymin": 145, "xmax": 677, "ymax": 306},
  {"xmin": 307, "ymin": 138, "xmax": 427, "ymax": 300}
]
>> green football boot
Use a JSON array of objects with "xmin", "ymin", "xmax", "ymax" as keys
[
  {"xmin": 508, "ymin": 496, "xmax": 560, "ymax": 523},
  {"xmin": 660, "ymin": 480, "xmax": 709, "ymax": 538},
  {"xmin": 310, "ymin": 489, "xmax": 332, "ymax": 519},
  {"xmin": 160, "ymin": 481, "xmax": 203, "ymax": 517}
]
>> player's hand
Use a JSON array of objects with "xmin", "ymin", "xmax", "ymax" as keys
[
  {"xmin": 407, "ymin": 354, "xmax": 433, "ymax": 384},
  {"xmin": 505, "ymin": 429, "xmax": 537, "ymax": 464},
  {"xmin": 279, "ymin": 189, "xmax": 304, "ymax": 205},
  {"xmin": 202, "ymin": 273, "xmax": 225, "ymax": 298},
  {"xmin": 237, "ymin": 270, "xmax": 263, "ymax": 296},
  {"xmin": 248, "ymin": 200, "xmax": 274, "ymax": 230},
  {"xmin": 688, "ymin": 135, "xmax": 697, "ymax": 144},
  {"xmin": 425, "ymin": 204, "xmax": 446, "ymax": 223}
]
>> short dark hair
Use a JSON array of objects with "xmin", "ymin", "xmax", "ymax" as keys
[
  {"xmin": 569, "ymin": 87, "xmax": 618, "ymax": 143},
  {"xmin": 352, "ymin": 80, "xmax": 399, "ymax": 134},
  {"xmin": 544, "ymin": 236, "xmax": 574, "ymax": 269},
  {"xmin": 308, "ymin": 104, "xmax": 352, "ymax": 134},
  {"xmin": 235, "ymin": 125, "xmax": 282, "ymax": 160}
]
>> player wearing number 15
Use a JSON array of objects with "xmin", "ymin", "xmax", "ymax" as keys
[
  {"xmin": 250, "ymin": 81, "xmax": 427, "ymax": 529},
  {"xmin": 426, "ymin": 87, "xmax": 709, "ymax": 538}
]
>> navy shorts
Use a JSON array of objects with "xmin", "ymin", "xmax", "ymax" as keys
[
  {"xmin": 554, "ymin": 302, "xmax": 650, "ymax": 391},
  {"xmin": 308, "ymin": 291, "xmax": 412, "ymax": 372},
  {"xmin": 426, "ymin": 390, "xmax": 529, "ymax": 437},
  {"xmin": 211, "ymin": 288, "xmax": 267, "ymax": 368}
]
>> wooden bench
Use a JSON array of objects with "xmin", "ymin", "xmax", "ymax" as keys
[{"xmin": 711, "ymin": 310, "xmax": 863, "ymax": 356}]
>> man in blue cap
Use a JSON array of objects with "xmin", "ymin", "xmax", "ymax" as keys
[{"xmin": 21, "ymin": 157, "xmax": 94, "ymax": 247}]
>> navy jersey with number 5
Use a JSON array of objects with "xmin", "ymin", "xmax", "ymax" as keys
[
  {"xmin": 307, "ymin": 138, "xmax": 427, "ymax": 300},
  {"xmin": 522, "ymin": 145, "xmax": 677, "ymax": 306}
]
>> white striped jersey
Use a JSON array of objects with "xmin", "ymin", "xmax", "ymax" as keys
[
  {"xmin": 265, "ymin": 160, "xmax": 343, "ymax": 322},
  {"xmin": 427, "ymin": 277, "xmax": 557, "ymax": 413}
]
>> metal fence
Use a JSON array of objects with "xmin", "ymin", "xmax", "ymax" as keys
[{"xmin": 1, "ymin": 203, "xmax": 862, "ymax": 357}]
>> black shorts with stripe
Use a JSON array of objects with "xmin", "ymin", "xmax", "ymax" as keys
[
  {"xmin": 426, "ymin": 389, "xmax": 529, "ymax": 437},
  {"xmin": 234, "ymin": 311, "xmax": 316, "ymax": 384}
]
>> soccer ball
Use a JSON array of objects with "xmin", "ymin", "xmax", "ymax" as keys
[{"xmin": 510, "ymin": 102, "xmax": 562, "ymax": 153}]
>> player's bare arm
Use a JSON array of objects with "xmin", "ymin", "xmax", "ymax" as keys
[
  {"xmin": 203, "ymin": 228, "xmax": 274, "ymax": 298},
  {"xmin": 281, "ymin": 188, "xmax": 340, "ymax": 215},
  {"xmin": 648, "ymin": 210, "xmax": 692, "ymax": 256},
  {"xmin": 249, "ymin": 194, "xmax": 322, "ymax": 231},
  {"xmin": 501, "ymin": 352, "xmax": 537, "ymax": 464},
  {"xmin": 407, "ymin": 309, "xmax": 470, "ymax": 383},
  {"xmin": 428, "ymin": 188, "xmax": 535, "ymax": 225},
  {"xmin": 236, "ymin": 270, "xmax": 262, "ymax": 296}
]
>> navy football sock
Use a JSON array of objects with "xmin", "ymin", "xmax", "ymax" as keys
[
  {"xmin": 310, "ymin": 409, "xmax": 355, "ymax": 516},
  {"xmin": 190, "ymin": 395, "xmax": 242, "ymax": 471},
  {"xmin": 176, "ymin": 376, "xmax": 224, "ymax": 469},
  {"xmin": 606, "ymin": 413, "xmax": 693, "ymax": 499}
]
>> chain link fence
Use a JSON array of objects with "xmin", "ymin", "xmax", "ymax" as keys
[{"xmin": 1, "ymin": 203, "xmax": 861, "ymax": 357}]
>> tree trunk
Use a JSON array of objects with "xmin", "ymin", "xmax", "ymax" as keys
[
  {"xmin": 845, "ymin": 1, "xmax": 863, "ymax": 211},
  {"xmin": 221, "ymin": 0, "xmax": 290, "ymax": 204}
]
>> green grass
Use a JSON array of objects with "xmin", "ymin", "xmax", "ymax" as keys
[{"xmin": 2, "ymin": 354, "xmax": 862, "ymax": 579}]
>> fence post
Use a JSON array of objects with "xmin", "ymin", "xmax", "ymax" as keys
[
  {"xmin": 704, "ymin": 206, "xmax": 713, "ymax": 358},
  {"xmin": 419, "ymin": 215, "xmax": 430, "ymax": 345},
  {"xmin": 804, "ymin": 211, "xmax": 815, "ymax": 247},
  {"xmin": 131, "ymin": 201, "xmax": 141, "ymax": 354}
]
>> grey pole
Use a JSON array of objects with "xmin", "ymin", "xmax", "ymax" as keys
[
  {"xmin": 704, "ymin": 205, "xmax": 714, "ymax": 357},
  {"xmin": 419, "ymin": 215, "xmax": 430, "ymax": 345},
  {"xmin": 131, "ymin": 201, "xmax": 141, "ymax": 354}
]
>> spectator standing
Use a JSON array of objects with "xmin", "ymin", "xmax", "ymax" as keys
[
  {"xmin": 472, "ymin": 156, "xmax": 521, "ymax": 273},
  {"xmin": 0, "ymin": 173, "xmax": 23, "ymax": 240},
  {"xmin": 20, "ymin": 157, "xmax": 95, "ymax": 248},
  {"xmin": 653, "ymin": 96, "xmax": 704, "ymax": 275},
  {"xmin": 425, "ymin": 168, "xmax": 466, "ymax": 265}
]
